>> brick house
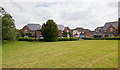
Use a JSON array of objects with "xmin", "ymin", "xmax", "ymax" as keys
[
  {"xmin": 21, "ymin": 24, "xmax": 42, "ymax": 38},
  {"xmin": 72, "ymin": 27, "xmax": 84, "ymax": 37},
  {"xmin": 57, "ymin": 25, "xmax": 71, "ymax": 37},
  {"xmin": 64, "ymin": 27, "xmax": 71, "ymax": 37},
  {"xmin": 81, "ymin": 29, "xmax": 93, "ymax": 38},
  {"xmin": 35, "ymin": 30, "xmax": 43, "ymax": 38},
  {"xmin": 72, "ymin": 27, "xmax": 93, "ymax": 38},
  {"xmin": 93, "ymin": 21, "xmax": 118, "ymax": 38}
]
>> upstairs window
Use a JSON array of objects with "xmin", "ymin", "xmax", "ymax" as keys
[
  {"xmin": 110, "ymin": 28, "xmax": 113, "ymax": 31},
  {"xmin": 67, "ymin": 30, "xmax": 69, "ymax": 33},
  {"xmin": 82, "ymin": 32, "xmax": 84, "ymax": 33},
  {"xmin": 25, "ymin": 30, "xmax": 28, "ymax": 33}
]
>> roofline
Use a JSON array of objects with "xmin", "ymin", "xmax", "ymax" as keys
[
  {"xmin": 27, "ymin": 24, "xmax": 41, "ymax": 25},
  {"xmin": 105, "ymin": 21, "xmax": 118, "ymax": 24}
]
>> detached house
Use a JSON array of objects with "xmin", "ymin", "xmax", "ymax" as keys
[
  {"xmin": 57, "ymin": 25, "xmax": 71, "ymax": 37},
  {"xmin": 93, "ymin": 21, "xmax": 118, "ymax": 38},
  {"xmin": 72, "ymin": 27, "xmax": 84, "ymax": 37},
  {"xmin": 72, "ymin": 27, "xmax": 93, "ymax": 38},
  {"xmin": 21, "ymin": 24, "xmax": 42, "ymax": 38}
]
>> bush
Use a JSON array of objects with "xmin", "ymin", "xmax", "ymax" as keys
[
  {"xmin": 18, "ymin": 37, "xmax": 79, "ymax": 42},
  {"xmin": 58, "ymin": 37, "xmax": 79, "ymax": 41},
  {"xmin": 58, "ymin": 37, "xmax": 69, "ymax": 41},
  {"xmin": 18, "ymin": 37, "xmax": 44, "ymax": 42},
  {"xmin": 82, "ymin": 37, "xmax": 120, "ymax": 40}
]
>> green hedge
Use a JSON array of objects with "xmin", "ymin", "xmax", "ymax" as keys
[
  {"xmin": 18, "ymin": 37, "xmax": 44, "ymax": 42},
  {"xmin": 18, "ymin": 37, "xmax": 79, "ymax": 42},
  {"xmin": 82, "ymin": 37, "xmax": 120, "ymax": 40},
  {"xmin": 58, "ymin": 37, "xmax": 79, "ymax": 41}
]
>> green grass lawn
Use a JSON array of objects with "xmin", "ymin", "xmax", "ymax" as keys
[{"xmin": 2, "ymin": 40, "xmax": 118, "ymax": 68}]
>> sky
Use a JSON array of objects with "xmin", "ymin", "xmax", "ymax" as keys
[{"xmin": 0, "ymin": 0, "xmax": 119, "ymax": 30}]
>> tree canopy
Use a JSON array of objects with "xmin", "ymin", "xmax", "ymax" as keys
[
  {"xmin": 0, "ymin": 6, "xmax": 16, "ymax": 41},
  {"xmin": 40, "ymin": 19, "xmax": 58, "ymax": 42}
]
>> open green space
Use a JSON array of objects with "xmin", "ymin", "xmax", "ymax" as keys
[{"xmin": 2, "ymin": 40, "xmax": 118, "ymax": 68}]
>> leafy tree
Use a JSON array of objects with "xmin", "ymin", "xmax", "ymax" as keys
[
  {"xmin": 118, "ymin": 18, "xmax": 120, "ymax": 35},
  {"xmin": 40, "ymin": 19, "xmax": 58, "ymax": 42},
  {"xmin": 64, "ymin": 32, "xmax": 67, "ymax": 37},
  {"xmin": 64, "ymin": 32, "xmax": 72, "ymax": 37},
  {"xmin": 20, "ymin": 30, "xmax": 25, "ymax": 37},
  {"xmin": 0, "ymin": 6, "xmax": 16, "ymax": 41},
  {"xmin": 26, "ymin": 32, "xmax": 32, "ymax": 37},
  {"xmin": 69, "ymin": 32, "xmax": 72, "ymax": 37},
  {"xmin": 16, "ymin": 29, "xmax": 22, "ymax": 38}
]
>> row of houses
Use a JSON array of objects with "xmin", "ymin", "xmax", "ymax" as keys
[
  {"xmin": 21, "ymin": 21, "xmax": 118, "ymax": 38},
  {"xmin": 93, "ymin": 21, "xmax": 118, "ymax": 38}
]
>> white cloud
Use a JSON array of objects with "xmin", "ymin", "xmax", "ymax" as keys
[{"xmin": 0, "ymin": 0, "xmax": 118, "ymax": 30}]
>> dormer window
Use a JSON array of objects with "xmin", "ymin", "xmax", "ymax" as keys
[{"xmin": 110, "ymin": 28, "xmax": 113, "ymax": 31}]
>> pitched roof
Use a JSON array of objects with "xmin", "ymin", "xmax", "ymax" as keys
[
  {"xmin": 27, "ymin": 24, "xmax": 41, "ymax": 31},
  {"xmin": 103, "ymin": 21, "xmax": 118, "ymax": 30},
  {"xmin": 75, "ymin": 27, "xmax": 84, "ymax": 32},
  {"xmin": 57, "ymin": 25, "xmax": 65, "ymax": 30},
  {"xmin": 95, "ymin": 26, "xmax": 104, "ymax": 31}
]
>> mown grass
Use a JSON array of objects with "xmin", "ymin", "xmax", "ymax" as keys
[{"xmin": 2, "ymin": 40, "xmax": 118, "ymax": 68}]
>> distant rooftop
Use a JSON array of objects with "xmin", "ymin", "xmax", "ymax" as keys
[
  {"xmin": 103, "ymin": 21, "xmax": 118, "ymax": 30},
  {"xmin": 94, "ymin": 21, "xmax": 118, "ymax": 31},
  {"xmin": 27, "ymin": 24, "xmax": 41, "ymax": 30},
  {"xmin": 57, "ymin": 25, "xmax": 65, "ymax": 30}
]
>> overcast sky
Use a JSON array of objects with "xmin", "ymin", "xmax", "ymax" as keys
[{"xmin": 0, "ymin": 0, "xmax": 119, "ymax": 30}]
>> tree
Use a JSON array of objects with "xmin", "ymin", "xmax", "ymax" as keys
[
  {"xmin": 63, "ymin": 32, "xmax": 72, "ymax": 37},
  {"xmin": 118, "ymin": 18, "xmax": 120, "ymax": 35},
  {"xmin": 40, "ymin": 19, "xmax": 58, "ymax": 42},
  {"xmin": 64, "ymin": 32, "xmax": 67, "ymax": 37},
  {"xmin": 69, "ymin": 32, "xmax": 72, "ymax": 37},
  {"xmin": 16, "ymin": 29, "xmax": 22, "ymax": 38},
  {"xmin": 26, "ymin": 32, "xmax": 32, "ymax": 37},
  {"xmin": 0, "ymin": 6, "xmax": 16, "ymax": 41}
]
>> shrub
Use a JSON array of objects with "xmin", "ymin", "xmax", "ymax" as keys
[
  {"xmin": 58, "ymin": 37, "xmax": 79, "ymax": 41},
  {"xmin": 18, "ymin": 37, "xmax": 79, "ymax": 42},
  {"xmin": 82, "ymin": 37, "xmax": 120, "ymax": 40},
  {"xmin": 18, "ymin": 37, "xmax": 44, "ymax": 42},
  {"xmin": 58, "ymin": 37, "xmax": 69, "ymax": 41},
  {"xmin": 18, "ymin": 37, "xmax": 25, "ymax": 41}
]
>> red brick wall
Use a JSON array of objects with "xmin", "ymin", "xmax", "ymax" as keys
[
  {"xmin": 85, "ymin": 30, "xmax": 93, "ymax": 37},
  {"xmin": 21, "ymin": 26, "xmax": 31, "ymax": 33},
  {"xmin": 58, "ymin": 30, "xmax": 62, "ymax": 37},
  {"xmin": 35, "ymin": 30, "xmax": 42, "ymax": 38},
  {"xmin": 64, "ymin": 27, "xmax": 71, "ymax": 32},
  {"xmin": 106, "ymin": 25, "xmax": 118, "ymax": 37}
]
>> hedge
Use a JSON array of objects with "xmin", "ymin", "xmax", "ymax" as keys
[
  {"xmin": 58, "ymin": 37, "xmax": 79, "ymax": 41},
  {"xmin": 18, "ymin": 37, "xmax": 79, "ymax": 42},
  {"xmin": 82, "ymin": 37, "xmax": 120, "ymax": 40},
  {"xmin": 18, "ymin": 37, "xmax": 44, "ymax": 42}
]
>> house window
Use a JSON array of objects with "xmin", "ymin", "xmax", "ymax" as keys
[
  {"xmin": 82, "ymin": 32, "xmax": 84, "ymax": 33},
  {"xmin": 67, "ymin": 30, "xmax": 69, "ymax": 33},
  {"xmin": 109, "ymin": 34, "xmax": 114, "ymax": 37},
  {"xmin": 110, "ymin": 28, "xmax": 113, "ymax": 31},
  {"xmin": 25, "ymin": 30, "xmax": 28, "ymax": 33}
]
